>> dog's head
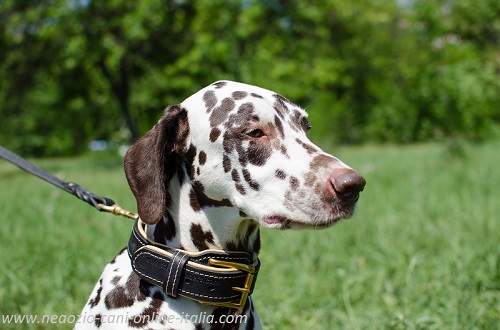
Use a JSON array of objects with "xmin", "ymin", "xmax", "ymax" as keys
[{"xmin": 124, "ymin": 81, "xmax": 365, "ymax": 229}]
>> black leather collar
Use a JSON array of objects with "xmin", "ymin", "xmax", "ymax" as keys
[{"xmin": 127, "ymin": 219, "xmax": 260, "ymax": 310}]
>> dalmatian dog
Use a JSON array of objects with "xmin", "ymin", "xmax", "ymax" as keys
[{"xmin": 75, "ymin": 81, "xmax": 365, "ymax": 329}]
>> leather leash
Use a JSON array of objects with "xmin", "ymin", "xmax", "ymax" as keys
[{"xmin": 0, "ymin": 145, "xmax": 137, "ymax": 220}]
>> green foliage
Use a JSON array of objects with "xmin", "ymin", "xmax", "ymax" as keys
[
  {"xmin": 0, "ymin": 0, "xmax": 499, "ymax": 155},
  {"xmin": 1, "ymin": 142, "xmax": 499, "ymax": 328}
]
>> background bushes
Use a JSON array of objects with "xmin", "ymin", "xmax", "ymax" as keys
[{"xmin": 1, "ymin": 0, "xmax": 499, "ymax": 156}]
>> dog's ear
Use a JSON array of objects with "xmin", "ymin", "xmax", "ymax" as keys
[{"xmin": 124, "ymin": 105, "xmax": 190, "ymax": 225}]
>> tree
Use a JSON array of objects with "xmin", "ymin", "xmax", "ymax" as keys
[
  {"xmin": 0, "ymin": 0, "xmax": 199, "ymax": 154},
  {"xmin": 0, "ymin": 0, "xmax": 498, "ymax": 156}
]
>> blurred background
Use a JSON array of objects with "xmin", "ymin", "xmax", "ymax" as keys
[
  {"xmin": 1, "ymin": 0, "xmax": 499, "ymax": 156},
  {"xmin": 1, "ymin": 1, "xmax": 499, "ymax": 329}
]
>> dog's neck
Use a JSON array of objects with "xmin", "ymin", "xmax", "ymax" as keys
[{"xmin": 149, "ymin": 168, "xmax": 261, "ymax": 260}]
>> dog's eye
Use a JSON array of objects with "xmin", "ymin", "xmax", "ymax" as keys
[{"xmin": 246, "ymin": 129, "xmax": 265, "ymax": 138}]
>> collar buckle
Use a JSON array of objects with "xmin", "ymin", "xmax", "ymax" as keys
[{"xmin": 206, "ymin": 258, "xmax": 257, "ymax": 310}]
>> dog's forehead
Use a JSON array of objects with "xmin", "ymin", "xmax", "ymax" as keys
[{"xmin": 181, "ymin": 80, "xmax": 308, "ymax": 123}]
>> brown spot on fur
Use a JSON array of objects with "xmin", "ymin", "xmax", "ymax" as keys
[
  {"xmin": 237, "ymin": 102, "xmax": 255, "ymax": 117},
  {"xmin": 276, "ymin": 169, "xmax": 287, "ymax": 180},
  {"xmin": 154, "ymin": 213, "xmax": 177, "ymax": 244},
  {"xmin": 186, "ymin": 145, "xmax": 197, "ymax": 179},
  {"xmin": 222, "ymin": 131, "xmax": 244, "ymax": 159},
  {"xmin": 251, "ymin": 93, "xmax": 263, "ymax": 99},
  {"xmin": 236, "ymin": 184, "xmax": 246, "ymax": 195},
  {"xmin": 280, "ymin": 145, "xmax": 289, "ymax": 158},
  {"xmin": 223, "ymin": 155, "xmax": 231, "ymax": 173},
  {"xmin": 289, "ymin": 176, "xmax": 299, "ymax": 190},
  {"xmin": 223, "ymin": 131, "xmax": 249, "ymax": 168},
  {"xmin": 290, "ymin": 109, "xmax": 304, "ymax": 132},
  {"xmin": 213, "ymin": 81, "xmax": 227, "ymax": 89},
  {"xmin": 304, "ymin": 172, "xmax": 317, "ymax": 187},
  {"xmin": 274, "ymin": 115, "xmax": 285, "ymax": 139},
  {"xmin": 274, "ymin": 93, "xmax": 293, "ymax": 105},
  {"xmin": 88, "ymin": 279, "xmax": 103, "ymax": 308},
  {"xmin": 203, "ymin": 90, "xmax": 217, "ymax": 113},
  {"xmin": 128, "ymin": 291, "xmax": 164, "ymax": 328},
  {"xmin": 210, "ymin": 127, "xmax": 221, "ymax": 142},
  {"xmin": 247, "ymin": 139, "xmax": 272, "ymax": 166},
  {"xmin": 273, "ymin": 94, "xmax": 291, "ymax": 119},
  {"xmin": 189, "ymin": 188, "xmax": 202, "ymax": 212},
  {"xmin": 95, "ymin": 314, "xmax": 102, "ymax": 327},
  {"xmin": 199, "ymin": 151, "xmax": 207, "ymax": 165},
  {"xmin": 105, "ymin": 273, "xmax": 146, "ymax": 309},
  {"xmin": 210, "ymin": 98, "xmax": 236, "ymax": 127},
  {"xmin": 296, "ymin": 138, "xmax": 318, "ymax": 154},
  {"xmin": 314, "ymin": 182, "xmax": 323, "ymax": 195},
  {"xmin": 231, "ymin": 169, "xmax": 240, "ymax": 182},
  {"xmin": 232, "ymin": 91, "xmax": 248, "ymax": 100},
  {"xmin": 242, "ymin": 169, "xmax": 260, "ymax": 191},
  {"xmin": 310, "ymin": 154, "xmax": 336, "ymax": 171},
  {"xmin": 236, "ymin": 142, "xmax": 248, "ymax": 167},
  {"xmin": 111, "ymin": 276, "xmax": 121, "ymax": 285},
  {"xmin": 190, "ymin": 223, "xmax": 215, "ymax": 251},
  {"xmin": 271, "ymin": 139, "xmax": 281, "ymax": 150},
  {"xmin": 191, "ymin": 181, "xmax": 232, "ymax": 210}
]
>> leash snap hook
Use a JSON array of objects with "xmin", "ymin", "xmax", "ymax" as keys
[{"xmin": 97, "ymin": 203, "xmax": 138, "ymax": 221}]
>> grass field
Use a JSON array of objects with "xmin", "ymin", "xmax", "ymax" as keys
[{"xmin": 0, "ymin": 142, "xmax": 499, "ymax": 329}]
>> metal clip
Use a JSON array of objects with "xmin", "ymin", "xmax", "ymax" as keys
[{"xmin": 97, "ymin": 203, "xmax": 138, "ymax": 220}]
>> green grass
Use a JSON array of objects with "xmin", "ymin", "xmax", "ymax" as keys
[{"xmin": 1, "ymin": 143, "xmax": 499, "ymax": 329}]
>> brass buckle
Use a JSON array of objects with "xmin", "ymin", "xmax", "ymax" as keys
[{"xmin": 207, "ymin": 258, "xmax": 257, "ymax": 310}]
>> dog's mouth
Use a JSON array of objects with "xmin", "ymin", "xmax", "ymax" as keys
[
  {"xmin": 257, "ymin": 194, "xmax": 361, "ymax": 229},
  {"xmin": 261, "ymin": 212, "xmax": 353, "ymax": 230}
]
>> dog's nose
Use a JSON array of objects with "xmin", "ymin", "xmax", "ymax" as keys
[{"xmin": 331, "ymin": 170, "xmax": 366, "ymax": 201}]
